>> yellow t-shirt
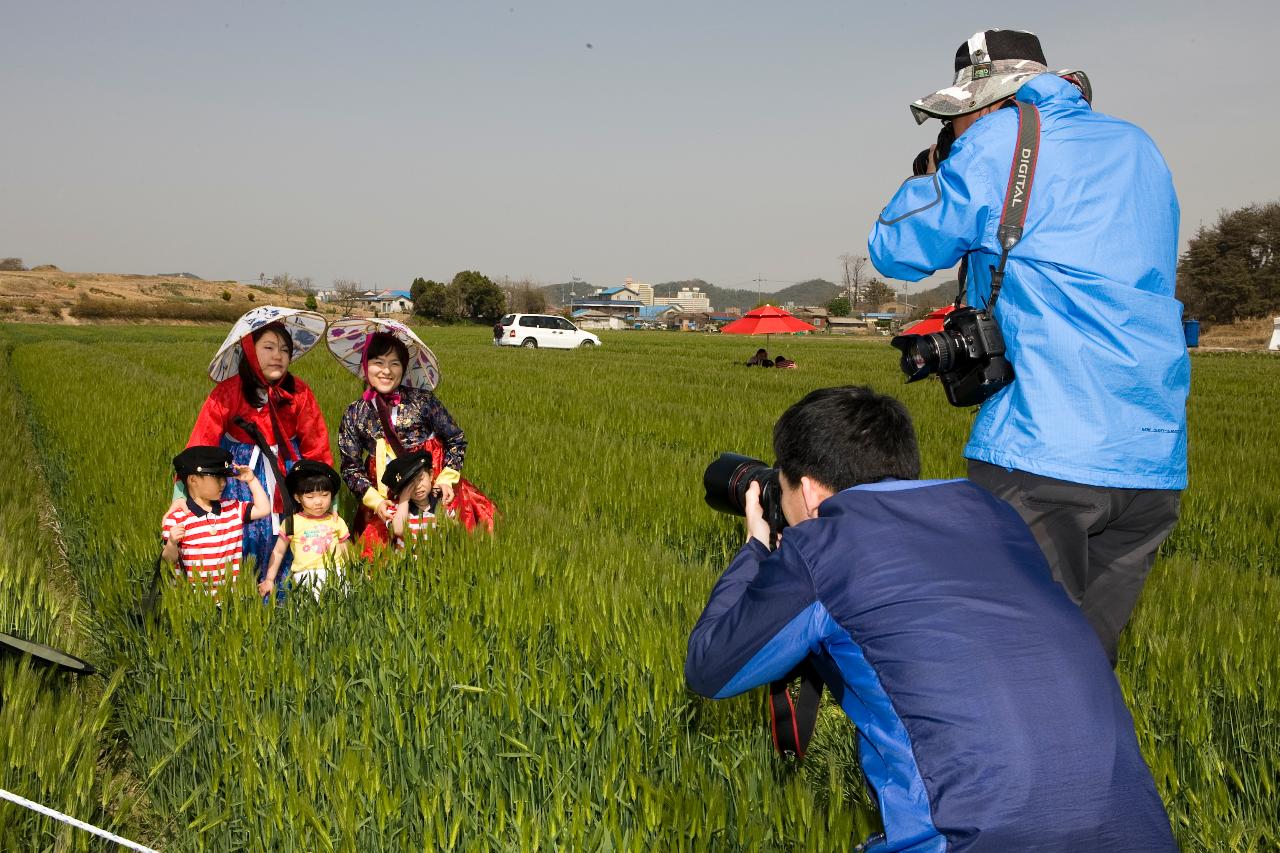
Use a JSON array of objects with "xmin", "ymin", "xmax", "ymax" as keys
[{"xmin": 286, "ymin": 513, "xmax": 350, "ymax": 573}]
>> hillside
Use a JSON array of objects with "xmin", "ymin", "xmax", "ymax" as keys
[
  {"xmin": 904, "ymin": 280, "xmax": 960, "ymax": 317},
  {"xmin": 0, "ymin": 267, "xmax": 317, "ymax": 323},
  {"xmin": 543, "ymin": 277, "xmax": 842, "ymax": 312},
  {"xmin": 654, "ymin": 279, "xmax": 842, "ymax": 312}
]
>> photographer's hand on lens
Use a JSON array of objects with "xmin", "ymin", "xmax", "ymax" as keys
[
  {"xmin": 912, "ymin": 122, "xmax": 956, "ymax": 177},
  {"xmin": 743, "ymin": 481, "xmax": 773, "ymax": 549},
  {"xmin": 912, "ymin": 145, "xmax": 937, "ymax": 177}
]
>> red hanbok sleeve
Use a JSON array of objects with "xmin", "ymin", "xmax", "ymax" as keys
[
  {"xmin": 291, "ymin": 380, "xmax": 333, "ymax": 464},
  {"xmin": 186, "ymin": 379, "xmax": 237, "ymax": 448}
]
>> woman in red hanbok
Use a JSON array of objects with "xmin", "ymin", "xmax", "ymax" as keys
[{"xmin": 181, "ymin": 306, "xmax": 331, "ymax": 593}]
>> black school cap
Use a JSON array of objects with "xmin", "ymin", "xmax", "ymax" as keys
[
  {"xmin": 173, "ymin": 446, "xmax": 236, "ymax": 478},
  {"xmin": 381, "ymin": 452, "xmax": 433, "ymax": 497}
]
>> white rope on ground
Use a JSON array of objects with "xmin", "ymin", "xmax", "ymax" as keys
[{"xmin": 0, "ymin": 787, "xmax": 159, "ymax": 853}]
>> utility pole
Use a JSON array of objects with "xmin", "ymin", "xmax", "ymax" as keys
[{"xmin": 753, "ymin": 276, "xmax": 766, "ymax": 305}]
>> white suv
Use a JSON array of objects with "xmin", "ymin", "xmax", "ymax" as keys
[{"xmin": 494, "ymin": 314, "xmax": 601, "ymax": 349}]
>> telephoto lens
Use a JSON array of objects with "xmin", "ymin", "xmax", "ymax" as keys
[
  {"xmin": 703, "ymin": 453, "xmax": 776, "ymax": 516},
  {"xmin": 702, "ymin": 452, "xmax": 788, "ymax": 544}
]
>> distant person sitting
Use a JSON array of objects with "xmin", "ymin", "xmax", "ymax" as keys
[
  {"xmin": 774, "ymin": 355, "xmax": 797, "ymax": 369},
  {"xmin": 745, "ymin": 348, "xmax": 770, "ymax": 367}
]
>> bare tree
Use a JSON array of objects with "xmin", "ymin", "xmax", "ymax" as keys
[
  {"xmin": 331, "ymin": 278, "xmax": 365, "ymax": 313},
  {"xmin": 270, "ymin": 272, "xmax": 296, "ymax": 301},
  {"xmin": 839, "ymin": 254, "xmax": 869, "ymax": 310},
  {"xmin": 505, "ymin": 278, "xmax": 547, "ymax": 314}
]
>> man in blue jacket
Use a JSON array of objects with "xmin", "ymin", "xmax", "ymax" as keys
[
  {"xmin": 685, "ymin": 386, "xmax": 1175, "ymax": 852},
  {"xmin": 867, "ymin": 29, "xmax": 1188, "ymax": 665}
]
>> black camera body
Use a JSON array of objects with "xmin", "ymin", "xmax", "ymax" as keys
[
  {"xmin": 891, "ymin": 305, "xmax": 1014, "ymax": 408},
  {"xmin": 702, "ymin": 452, "xmax": 787, "ymax": 544}
]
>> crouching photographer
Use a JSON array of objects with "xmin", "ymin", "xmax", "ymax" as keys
[
  {"xmin": 686, "ymin": 386, "xmax": 1175, "ymax": 852},
  {"xmin": 868, "ymin": 29, "xmax": 1188, "ymax": 666}
]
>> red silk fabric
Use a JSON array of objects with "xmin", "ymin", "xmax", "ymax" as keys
[{"xmin": 356, "ymin": 436, "xmax": 497, "ymax": 558}]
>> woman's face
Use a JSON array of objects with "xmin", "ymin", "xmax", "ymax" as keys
[
  {"xmin": 367, "ymin": 352, "xmax": 405, "ymax": 395},
  {"xmin": 254, "ymin": 331, "xmax": 292, "ymax": 383}
]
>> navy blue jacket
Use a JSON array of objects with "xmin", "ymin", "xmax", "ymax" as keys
[{"xmin": 686, "ymin": 479, "xmax": 1174, "ymax": 852}]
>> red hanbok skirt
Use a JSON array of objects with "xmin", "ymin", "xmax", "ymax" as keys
[{"xmin": 355, "ymin": 436, "xmax": 497, "ymax": 558}]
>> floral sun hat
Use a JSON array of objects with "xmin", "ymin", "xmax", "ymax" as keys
[
  {"xmin": 325, "ymin": 317, "xmax": 441, "ymax": 390},
  {"xmin": 207, "ymin": 305, "xmax": 328, "ymax": 383}
]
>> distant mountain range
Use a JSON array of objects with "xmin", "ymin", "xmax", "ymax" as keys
[
  {"xmin": 540, "ymin": 276, "xmax": 963, "ymax": 314},
  {"xmin": 543, "ymin": 278, "xmax": 844, "ymax": 312},
  {"xmin": 905, "ymin": 280, "xmax": 960, "ymax": 312}
]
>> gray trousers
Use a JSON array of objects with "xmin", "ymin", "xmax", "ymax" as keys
[{"xmin": 967, "ymin": 460, "xmax": 1181, "ymax": 667}]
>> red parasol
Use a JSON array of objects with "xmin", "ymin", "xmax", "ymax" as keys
[
  {"xmin": 900, "ymin": 305, "xmax": 958, "ymax": 336},
  {"xmin": 720, "ymin": 304, "xmax": 816, "ymax": 337}
]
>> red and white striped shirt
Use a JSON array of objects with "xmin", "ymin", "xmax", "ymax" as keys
[
  {"xmin": 391, "ymin": 505, "xmax": 436, "ymax": 551},
  {"xmin": 162, "ymin": 500, "xmax": 252, "ymax": 596}
]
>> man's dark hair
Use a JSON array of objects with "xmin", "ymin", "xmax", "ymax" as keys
[
  {"xmin": 366, "ymin": 332, "xmax": 410, "ymax": 367},
  {"xmin": 290, "ymin": 471, "xmax": 335, "ymax": 497},
  {"xmin": 773, "ymin": 386, "xmax": 920, "ymax": 491}
]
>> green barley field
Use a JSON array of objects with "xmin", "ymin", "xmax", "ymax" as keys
[{"xmin": 0, "ymin": 322, "xmax": 1276, "ymax": 851}]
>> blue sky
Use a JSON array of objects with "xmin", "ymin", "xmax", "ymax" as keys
[{"xmin": 3, "ymin": 1, "xmax": 1276, "ymax": 293}]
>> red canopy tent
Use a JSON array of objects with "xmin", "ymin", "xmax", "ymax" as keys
[
  {"xmin": 899, "ymin": 304, "xmax": 957, "ymax": 336},
  {"xmin": 720, "ymin": 304, "xmax": 816, "ymax": 338}
]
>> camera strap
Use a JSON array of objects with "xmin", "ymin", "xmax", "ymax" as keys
[
  {"xmin": 768, "ymin": 658, "xmax": 825, "ymax": 760},
  {"xmin": 987, "ymin": 101, "xmax": 1040, "ymax": 309},
  {"xmin": 952, "ymin": 101, "xmax": 1041, "ymax": 310}
]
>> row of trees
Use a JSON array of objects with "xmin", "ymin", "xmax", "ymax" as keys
[
  {"xmin": 826, "ymin": 283, "xmax": 896, "ymax": 317},
  {"xmin": 410, "ymin": 271, "xmax": 507, "ymax": 323},
  {"xmin": 409, "ymin": 272, "xmax": 549, "ymax": 323},
  {"xmin": 1177, "ymin": 201, "xmax": 1279, "ymax": 324},
  {"xmin": 831, "ymin": 254, "xmax": 897, "ymax": 316}
]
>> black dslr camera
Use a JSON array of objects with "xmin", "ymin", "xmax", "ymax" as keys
[
  {"xmin": 702, "ymin": 453, "xmax": 787, "ymax": 545},
  {"xmin": 890, "ymin": 306, "xmax": 1014, "ymax": 408}
]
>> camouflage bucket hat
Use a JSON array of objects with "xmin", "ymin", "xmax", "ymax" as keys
[{"xmin": 911, "ymin": 29, "xmax": 1077, "ymax": 125}]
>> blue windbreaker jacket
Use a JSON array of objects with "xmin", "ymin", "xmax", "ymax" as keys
[
  {"xmin": 868, "ymin": 75, "xmax": 1189, "ymax": 489},
  {"xmin": 686, "ymin": 480, "xmax": 1176, "ymax": 852}
]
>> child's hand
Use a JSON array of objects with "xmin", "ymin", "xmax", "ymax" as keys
[
  {"xmin": 234, "ymin": 465, "xmax": 257, "ymax": 483},
  {"xmin": 257, "ymin": 578, "xmax": 275, "ymax": 597},
  {"xmin": 169, "ymin": 526, "xmax": 187, "ymax": 545}
]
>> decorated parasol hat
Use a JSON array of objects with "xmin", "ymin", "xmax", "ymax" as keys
[
  {"xmin": 325, "ymin": 317, "xmax": 441, "ymax": 390},
  {"xmin": 207, "ymin": 305, "xmax": 328, "ymax": 383}
]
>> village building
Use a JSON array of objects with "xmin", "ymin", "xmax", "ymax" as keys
[{"xmin": 654, "ymin": 286, "xmax": 711, "ymax": 312}]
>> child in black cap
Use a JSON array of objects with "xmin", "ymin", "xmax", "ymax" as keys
[
  {"xmin": 259, "ymin": 460, "xmax": 350, "ymax": 598},
  {"xmin": 382, "ymin": 452, "xmax": 438, "ymax": 549},
  {"xmin": 162, "ymin": 445, "xmax": 270, "ymax": 598}
]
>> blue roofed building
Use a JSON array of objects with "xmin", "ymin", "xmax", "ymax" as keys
[
  {"xmin": 638, "ymin": 304, "xmax": 678, "ymax": 321},
  {"xmin": 365, "ymin": 289, "xmax": 414, "ymax": 314}
]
